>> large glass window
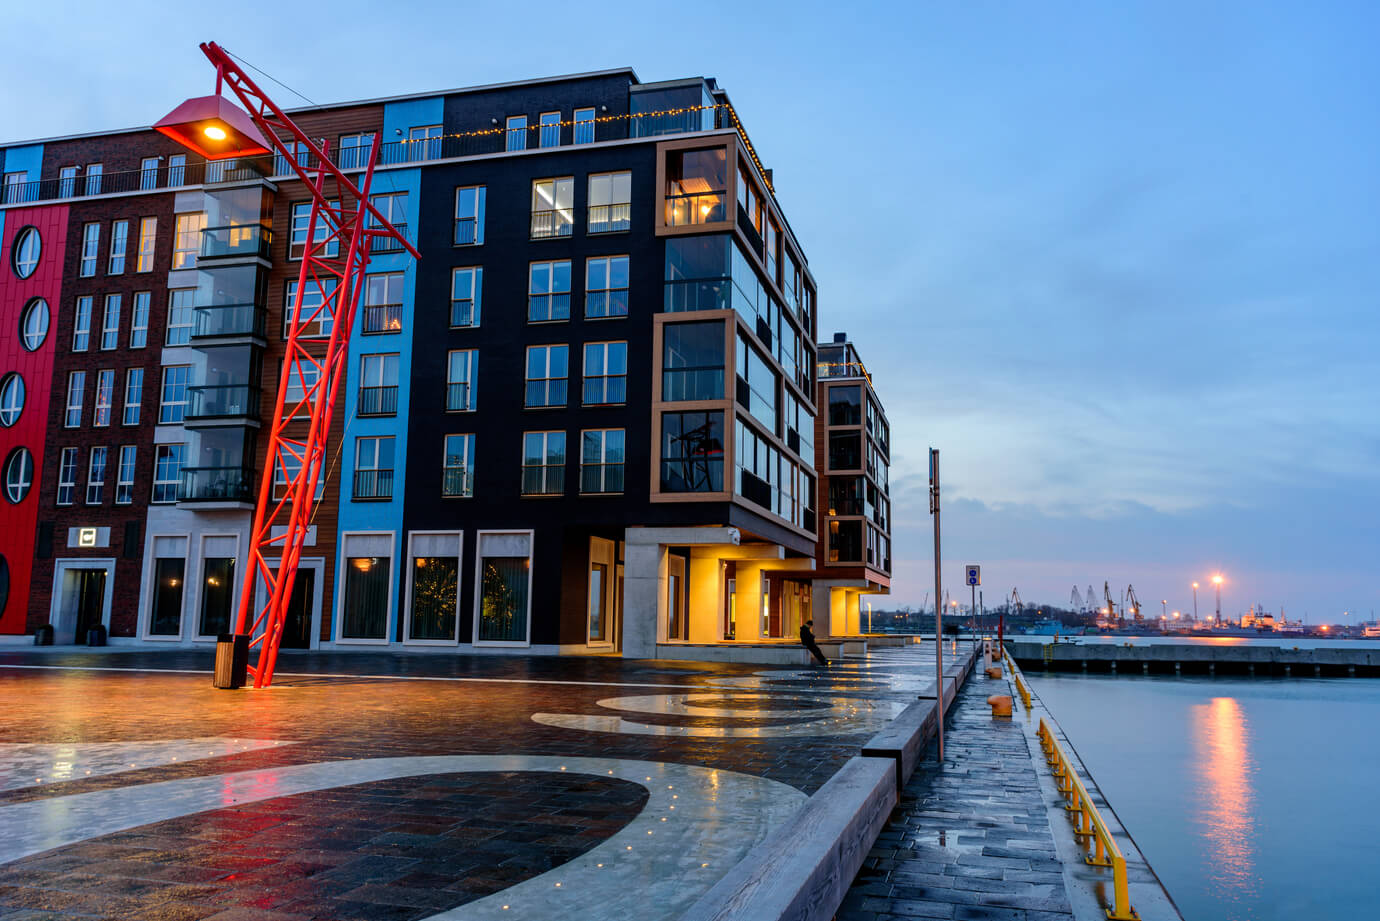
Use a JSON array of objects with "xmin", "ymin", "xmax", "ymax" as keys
[
  {"xmin": 100, "ymin": 294, "xmax": 121, "ymax": 350},
  {"xmin": 72, "ymin": 297, "xmax": 92, "ymax": 351},
  {"xmin": 79, "ymin": 223, "xmax": 100, "ymax": 277},
  {"xmin": 443, "ymin": 433, "xmax": 474, "ymax": 498},
  {"xmin": 285, "ymin": 279, "xmax": 336, "ymax": 339},
  {"xmin": 108, "ymin": 220, "xmax": 128, "ymax": 274},
  {"xmin": 0, "ymin": 374, "xmax": 24, "ymax": 427},
  {"xmin": 585, "ymin": 256, "xmax": 629, "ymax": 318},
  {"xmin": 531, "ymin": 177, "xmax": 574, "ymax": 239},
  {"xmin": 358, "ymin": 353, "xmax": 399, "ymax": 416},
  {"xmin": 660, "ymin": 411, "xmax": 724, "ymax": 492},
  {"xmin": 588, "ymin": 171, "xmax": 631, "ymax": 233},
  {"xmin": 736, "ymin": 333, "xmax": 778, "ymax": 434},
  {"xmin": 477, "ymin": 535, "xmax": 531, "ymax": 643},
  {"xmin": 506, "ymin": 115, "xmax": 528, "ymax": 151},
  {"xmin": 166, "ymin": 289, "xmax": 194, "ymax": 345},
  {"xmin": 339, "ymin": 132, "xmax": 375, "ymax": 170},
  {"xmin": 152, "ymin": 444, "xmax": 184, "ymax": 503},
  {"xmin": 528, "ymin": 260, "xmax": 571, "ymax": 322},
  {"xmin": 829, "ymin": 385, "xmax": 862, "ymax": 425},
  {"xmin": 663, "ymin": 321, "xmax": 725, "ymax": 401},
  {"xmin": 123, "ymin": 368, "xmax": 144, "ymax": 426},
  {"xmin": 362, "ymin": 273, "xmax": 404, "ymax": 335},
  {"xmin": 290, "ymin": 201, "xmax": 340, "ymax": 260},
  {"xmin": 574, "ymin": 107, "xmax": 596, "ymax": 144},
  {"xmin": 446, "ymin": 349, "xmax": 476, "ymax": 411},
  {"xmin": 521, "ymin": 431, "xmax": 565, "ymax": 495},
  {"xmin": 130, "ymin": 292, "xmax": 149, "ymax": 348},
  {"xmin": 20, "ymin": 298, "xmax": 49, "ymax": 351},
  {"xmin": 829, "ymin": 519, "xmax": 863, "ymax": 563},
  {"xmin": 409, "ymin": 554, "xmax": 459, "ymax": 641},
  {"xmin": 198, "ymin": 557, "xmax": 235, "ymax": 636},
  {"xmin": 115, "ymin": 445, "xmax": 136, "ymax": 504},
  {"xmin": 451, "ymin": 267, "xmax": 482, "ymax": 328},
  {"xmin": 92, "ymin": 369, "xmax": 114, "ymax": 427},
  {"xmin": 581, "ymin": 429, "xmax": 625, "ymax": 494},
  {"xmin": 4, "ymin": 448, "xmax": 33, "ymax": 504},
  {"xmin": 167, "ymin": 155, "xmax": 186, "ymax": 187},
  {"xmin": 665, "ymin": 148, "xmax": 728, "ymax": 225},
  {"xmin": 408, "ymin": 125, "xmax": 441, "ymax": 161},
  {"xmin": 84, "ymin": 163, "xmax": 103, "ymax": 195},
  {"xmin": 539, "ymin": 111, "xmax": 561, "ymax": 148},
  {"xmin": 525, "ymin": 345, "xmax": 568, "ymax": 408},
  {"xmin": 663, "ymin": 235, "xmax": 731, "ymax": 312},
  {"xmin": 149, "ymin": 558, "xmax": 184, "ymax": 635},
  {"xmin": 582, "ymin": 341, "xmax": 627, "ymax": 405},
  {"xmin": 829, "ymin": 431, "xmax": 862, "ymax": 470},
  {"xmin": 64, "ymin": 371, "xmax": 85, "ymax": 427},
  {"xmin": 58, "ymin": 167, "xmax": 77, "ymax": 198},
  {"xmin": 454, "ymin": 185, "xmax": 486, "ymax": 245},
  {"xmin": 830, "ymin": 477, "xmax": 864, "ymax": 516},
  {"xmin": 342, "ymin": 555, "xmax": 390, "ymax": 639},
  {"xmin": 354, "ymin": 436, "xmax": 395, "ymax": 500},
  {"xmin": 159, "ymin": 365, "xmax": 190, "ymax": 424},
  {"xmin": 86, "ymin": 446, "xmax": 107, "ymax": 505},
  {"xmin": 172, "ymin": 213, "xmax": 205, "ymax": 269},
  {"xmin": 56, "ymin": 447, "xmax": 78, "ymax": 505}
]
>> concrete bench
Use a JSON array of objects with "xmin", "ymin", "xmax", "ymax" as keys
[
  {"xmin": 682, "ymin": 755, "xmax": 897, "ymax": 921},
  {"xmin": 860, "ymin": 698, "xmax": 940, "ymax": 792}
]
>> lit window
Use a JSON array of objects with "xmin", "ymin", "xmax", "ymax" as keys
[
  {"xmin": 443, "ymin": 433, "xmax": 474, "ymax": 498},
  {"xmin": 581, "ymin": 429, "xmax": 625, "ymax": 494},
  {"xmin": 136, "ymin": 217, "xmax": 157, "ymax": 272},
  {"xmin": 525, "ymin": 345, "xmax": 568, "ymax": 408},
  {"xmin": 450, "ymin": 267, "xmax": 482, "ymax": 328},
  {"xmin": 521, "ymin": 431, "xmax": 565, "ymax": 495},
  {"xmin": 108, "ymin": 220, "xmax": 128, "ymax": 274},
  {"xmin": 20, "ymin": 298, "xmax": 49, "ymax": 351},
  {"xmin": 588, "ymin": 171, "xmax": 631, "ymax": 233},
  {"xmin": 172, "ymin": 213, "xmax": 205, "ymax": 269},
  {"xmin": 528, "ymin": 260, "xmax": 571, "ymax": 322},
  {"xmin": 4, "ymin": 448, "xmax": 33, "ymax": 504},
  {"xmin": 362, "ymin": 273, "xmax": 404, "ymax": 335},
  {"xmin": 531, "ymin": 177, "xmax": 574, "ymax": 239}
]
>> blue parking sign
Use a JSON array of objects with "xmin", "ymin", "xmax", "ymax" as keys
[{"xmin": 966, "ymin": 565, "xmax": 980, "ymax": 586}]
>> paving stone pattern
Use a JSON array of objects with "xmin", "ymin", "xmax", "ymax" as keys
[{"xmin": 838, "ymin": 676, "xmax": 1076, "ymax": 921}]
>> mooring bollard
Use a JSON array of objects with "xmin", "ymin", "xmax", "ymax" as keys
[
  {"xmin": 986, "ymin": 694, "xmax": 1012, "ymax": 718},
  {"xmin": 985, "ymin": 666, "xmax": 1002, "ymax": 679}
]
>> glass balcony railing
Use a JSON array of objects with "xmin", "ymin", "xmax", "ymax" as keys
[
  {"xmin": 191, "ymin": 304, "xmax": 266, "ymax": 340},
  {"xmin": 665, "ymin": 191, "xmax": 728, "ymax": 226},
  {"xmin": 186, "ymin": 385, "xmax": 260, "ymax": 420},
  {"xmin": 200, "ymin": 225, "xmax": 272, "ymax": 260},
  {"xmin": 179, "ymin": 466, "xmax": 254, "ymax": 502}
]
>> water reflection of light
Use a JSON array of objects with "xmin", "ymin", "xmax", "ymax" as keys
[{"xmin": 1192, "ymin": 697, "xmax": 1257, "ymax": 900}]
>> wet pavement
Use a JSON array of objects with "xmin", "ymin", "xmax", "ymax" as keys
[{"xmin": 0, "ymin": 643, "xmax": 949, "ymax": 921}]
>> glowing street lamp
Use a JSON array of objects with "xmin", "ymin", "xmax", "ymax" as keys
[
  {"xmin": 1212, "ymin": 574, "xmax": 1224, "ymax": 624},
  {"xmin": 153, "ymin": 94, "xmax": 271, "ymax": 159},
  {"xmin": 1192, "ymin": 582, "xmax": 1199, "ymax": 622}
]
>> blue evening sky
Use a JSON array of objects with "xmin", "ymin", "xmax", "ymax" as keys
[{"xmin": 3, "ymin": 0, "xmax": 1375, "ymax": 621}]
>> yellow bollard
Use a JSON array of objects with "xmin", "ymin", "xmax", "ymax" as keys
[
  {"xmin": 986, "ymin": 694, "xmax": 1012, "ymax": 718},
  {"xmin": 985, "ymin": 666, "xmax": 1003, "ymax": 679}
]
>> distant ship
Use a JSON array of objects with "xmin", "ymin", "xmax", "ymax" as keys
[
  {"xmin": 1363, "ymin": 623, "xmax": 1380, "ymax": 638},
  {"xmin": 1024, "ymin": 619, "xmax": 1067, "ymax": 635}
]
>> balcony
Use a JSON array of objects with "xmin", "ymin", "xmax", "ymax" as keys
[
  {"xmin": 453, "ymin": 218, "xmax": 479, "ymax": 246},
  {"xmin": 585, "ymin": 289, "xmax": 629, "ymax": 319},
  {"xmin": 191, "ymin": 304, "xmax": 266, "ymax": 341},
  {"xmin": 445, "ymin": 382, "xmax": 473, "ymax": 412},
  {"xmin": 587, "ymin": 204, "xmax": 631, "ymax": 234},
  {"xmin": 357, "ymin": 385, "xmax": 399, "ymax": 417},
  {"xmin": 442, "ymin": 466, "xmax": 472, "ymax": 498},
  {"xmin": 665, "ymin": 191, "xmax": 727, "ymax": 227},
  {"xmin": 528, "ymin": 292, "xmax": 570, "ymax": 323},
  {"xmin": 200, "ymin": 225, "xmax": 272, "ymax": 261},
  {"xmin": 178, "ymin": 466, "xmax": 254, "ymax": 503},
  {"xmin": 362, "ymin": 303, "xmax": 403, "ymax": 334},
  {"xmin": 450, "ymin": 298, "xmax": 477, "ymax": 328},
  {"xmin": 353, "ymin": 468, "xmax": 394, "ymax": 500},
  {"xmin": 186, "ymin": 385, "xmax": 261, "ymax": 423},
  {"xmin": 530, "ymin": 209, "xmax": 573, "ymax": 240},
  {"xmin": 370, "ymin": 223, "xmax": 408, "ymax": 254}
]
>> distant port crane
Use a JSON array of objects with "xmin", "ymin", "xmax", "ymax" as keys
[
  {"xmin": 1103, "ymin": 582, "xmax": 1119, "ymax": 625},
  {"xmin": 1126, "ymin": 584, "xmax": 1144, "ymax": 623},
  {"xmin": 1010, "ymin": 588, "xmax": 1024, "ymax": 616},
  {"xmin": 1071, "ymin": 586, "xmax": 1085, "ymax": 612}
]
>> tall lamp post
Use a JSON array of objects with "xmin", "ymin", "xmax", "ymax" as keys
[
  {"xmin": 1192, "ymin": 582, "xmax": 1199, "ymax": 623},
  {"xmin": 1212, "ymin": 574, "xmax": 1224, "ymax": 624}
]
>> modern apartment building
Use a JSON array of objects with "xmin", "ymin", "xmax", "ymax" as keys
[{"xmin": 0, "ymin": 68, "xmax": 890, "ymax": 657}]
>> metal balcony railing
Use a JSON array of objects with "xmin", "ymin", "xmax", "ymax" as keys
[
  {"xmin": 528, "ymin": 292, "xmax": 570, "ymax": 323},
  {"xmin": 453, "ymin": 217, "xmax": 480, "ymax": 246},
  {"xmin": 587, "ymin": 203, "xmax": 631, "ymax": 234},
  {"xmin": 580, "ymin": 463, "xmax": 624, "ymax": 494},
  {"xmin": 521, "ymin": 464, "xmax": 564, "ymax": 496},
  {"xmin": 450, "ymin": 298, "xmax": 477, "ymax": 328},
  {"xmin": 665, "ymin": 190, "xmax": 728, "ymax": 226},
  {"xmin": 585, "ymin": 289, "xmax": 629, "ymax": 318},
  {"xmin": 178, "ymin": 466, "xmax": 254, "ymax": 502},
  {"xmin": 362, "ymin": 303, "xmax": 403, "ymax": 334},
  {"xmin": 186, "ymin": 385, "xmax": 260, "ymax": 420},
  {"xmin": 200, "ymin": 225, "xmax": 272, "ymax": 260},
  {"xmin": 357, "ymin": 385, "xmax": 399, "ymax": 416},
  {"xmin": 353, "ymin": 468, "xmax": 394, "ymax": 500},
  {"xmin": 445, "ymin": 382, "xmax": 473, "ymax": 412},
  {"xmin": 369, "ymin": 223, "xmax": 407, "ymax": 253},
  {"xmin": 442, "ymin": 466, "xmax": 473, "ymax": 498},
  {"xmin": 530, "ymin": 209, "xmax": 573, "ymax": 240},
  {"xmin": 191, "ymin": 304, "xmax": 266, "ymax": 340}
]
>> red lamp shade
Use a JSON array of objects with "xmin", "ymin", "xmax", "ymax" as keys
[{"xmin": 154, "ymin": 94, "xmax": 272, "ymax": 160}]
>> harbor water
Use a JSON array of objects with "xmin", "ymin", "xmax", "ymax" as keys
[{"xmin": 1029, "ymin": 671, "xmax": 1380, "ymax": 921}]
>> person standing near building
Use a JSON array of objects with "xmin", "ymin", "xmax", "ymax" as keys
[{"xmin": 800, "ymin": 619, "xmax": 829, "ymax": 666}]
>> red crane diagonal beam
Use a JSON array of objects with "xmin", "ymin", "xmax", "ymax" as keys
[{"xmin": 197, "ymin": 42, "xmax": 412, "ymax": 688}]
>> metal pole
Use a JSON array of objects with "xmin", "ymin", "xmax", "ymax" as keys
[
  {"xmin": 930, "ymin": 448, "xmax": 944, "ymax": 763},
  {"xmin": 1193, "ymin": 583, "xmax": 1198, "ymax": 622}
]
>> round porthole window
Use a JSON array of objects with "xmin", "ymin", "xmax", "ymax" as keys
[
  {"xmin": 0, "ymin": 373, "xmax": 24, "ymax": 427},
  {"xmin": 20, "ymin": 297, "xmax": 49, "ymax": 351},
  {"xmin": 4, "ymin": 447, "xmax": 33, "ymax": 504},
  {"xmin": 11, "ymin": 226, "xmax": 41, "ymax": 279}
]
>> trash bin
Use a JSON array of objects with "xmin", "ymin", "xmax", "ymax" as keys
[
  {"xmin": 213, "ymin": 633, "xmax": 250, "ymax": 689},
  {"xmin": 34, "ymin": 624, "xmax": 54, "ymax": 646},
  {"xmin": 86, "ymin": 623, "xmax": 107, "ymax": 646}
]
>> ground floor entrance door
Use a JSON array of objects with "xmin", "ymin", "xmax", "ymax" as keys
[
  {"xmin": 281, "ymin": 569, "xmax": 315, "ymax": 649},
  {"xmin": 72, "ymin": 569, "xmax": 107, "ymax": 644}
]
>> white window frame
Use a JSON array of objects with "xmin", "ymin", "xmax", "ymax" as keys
[
  {"xmin": 402, "ymin": 530, "xmax": 464, "ymax": 646},
  {"xmin": 56, "ymin": 447, "xmax": 78, "ymax": 506},
  {"xmin": 84, "ymin": 163, "xmax": 103, "ymax": 195},
  {"xmin": 582, "ymin": 340, "xmax": 628, "ymax": 406},
  {"xmin": 166, "ymin": 289, "xmax": 195, "ymax": 345},
  {"xmin": 574, "ymin": 107, "xmax": 596, "ymax": 145},
  {"xmin": 4, "ymin": 447, "xmax": 34, "ymax": 504},
  {"xmin": 290, "ymin": 200, "xmax": 340, "ymax": 260},
  {"xmin": 79, "ymin": 223, "xmax": 100, "ymax": 277},
  {"xmin": 285, "ymin": 278, "xmax": 337, "ymax": 339},
  {"xmin": 93, "ymin": 369, "xmax": 114, "ymax": 427},
  {"xmin": 450, "ymin": 266, "xmax": 482, "ymax": 328},
  {"xmin": 86, "ymin": 446, "xmax": 108, "ymax": 505},
  {"xmin": 442, "ymin": 433, "xmax": 474, "ymax": 498},
  {"xmin": 172, "ymin": 213, "xmax": 205, "ymax": 270},
  {"xmin": 130, "ymin": 292, "xmax": 150, "ymax": 348},
  {"xmin": 506, "ymin": 115, "xmax": 528, "ymax": 151},
  {"xmin": 64, "ymin": 371, "xmax": 85, "ymax": 428},
  {"xmin": 585, "ymin": 254, "xmax": 630, "ymax": 318},
  {"xmin": 524, "ymin": 345, "xmax": 568, "ymax": 408},
  {"xmin": 123, "ymin": 368, "xmax": 144, "ymax": 426},
  {"xmin": 58, "ymin": 166, "xmax": 78, "ymax": 198},
  {"xmin": 152, "ymin": 443, "xmax": 185, "ymax": 503},
  {"xmin": 21, "ymin": 297, "xmax": 49, "ymax": 351},
  {"xmin": 72, "ymin": 296, "xmax": 92, "ymax": 351},
  {"xmin": 472, "ymin": 529, "xmax": 535, "ymax": 647},
  {"xmin": 140, "ymin": 157, "xmax": 160, "ymax": 190},
  {"xmin": 136, "ymin": 217, "xmax": 157, "ymax": 273},
  {"xmin": 446, "ymin": 349, "xmax": 477, "ymax": 412},
  {"xmin": 454, "ymin": 185, "xmax": 486, "ymax": 245},
  {"xmin": 521, "ymin": 430, "xmax": 566, "ymax": 496},
  {"xmin": 115, "ymin": 445, "xmax": 136, "ymax": 505},
  {"xmin": 100, "ymin": 294, "xmax": 121, "ymax": 350},
  {"xmin": 167, "ymin": 155, "xmax": 186, "ymax": 187},
  {"xmin": 587, "ymin": 171, "xmax": 632, "ymax": 233},
  {"xmin": 580, "ymin": 428, "xmax": 626, "ymax": 494},
  {"xmin": 538, "ymin": 111, "xmax": 561, "ymax": 148},
  {"xmin": 108, "ymin": 220, "xmax": 128, "ymax": 274},
  {"xmin": 334, "ymin": 530, "xmax": 397, "ymax": 646}
]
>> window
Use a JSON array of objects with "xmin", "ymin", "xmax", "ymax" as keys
[
  {"xmin": 368, "ymin": 191, "xmax": 407, "ymax": 252},
  {"xmin": 136, "ymin": 217, "xmax": 156, "ymax": 272},
  {"xmin": 829, "ymin": 431, "xmax": 862, "ymax": 470},
  {"xmin": 450, "ymin": 267, "xmax": 482, "ymax": 328},
  {"xmin": 58, "ymin": 166, "xmax": 78, "ymax": 198},
  {"xmin": 2, "ymin": 172, "xmax": 27, "ymax": 204},
  {"xmin": 273, "ymin": 449, "xmax": 325, "ymax": 500},
  {"xmin": 409, "ymin": 537, "xmax": 461, "ymax": 642},
  {"xmin": 446, "ymin": 349, "xmax": 476, "ymax": 411},
  {"xmin": 454, "ymin": 185, "xmax": 486, "ymax": 245},
  {"xmin": 123, "ymin": 368, "xmax": 144, "ymax": 425},
  {"xmin": 79, "ymin": 223, "xmax": 100, "ymax": 277},
  {"xmin": 20, "ymin": 298, "xmax": 49, "ymax": 351},
  {"xmin": 736, "ymin": 333, "xmax": 779, "ymax": 434},
  {"xmin": 130, "ymin": 292, "xmax": 150, "ymax": 349},
  {"xmin": 149, "ymin": 557, "xmax": 184, "ymax": 635},
  {"xmin": 4, "ymin": 448, "xmax": 33, "ymax": 504},
  {"xmin": 84, "ymin": 163, "xmax": 103, "ymax": 195},
  {"xmin": 539, "ymin": 111, "xmax": 561, "ymax": 148},
  {"xmin": 443, "ymin": 433, "xmax": 474, "ymax": 498},
  {"xmin": 141, "ymin": 157, "xmax": 160, "ymax": 190},
  {"xmin": 574, "ymin": 107, "xmax": 596, "ymax": 144},
  {"xmin": 108, "ymin": 220, "xmax": 128, "ymax": 274},
  {"xmin": 72, "ymin": 296, "xmax": 93, "ymax": 351},
  {"xmin": 173, "ymin": 213, "xmax": 205, "ymax": 269},
  {"xmin": 829, "ymin": 519, "xmax": 863, "ymax": 563},
  {"xmin": 0, "ymin": 373, "xmax": 23, "ymax": 426},
  {"xmin": 477, "ymin": 531, "xmax": 532, "ymax": 643},
  {"xmin": 290, "ymin": 201, "xmax": 340, "ymax": 259},
  {"xmin": 362, "ymin": 273, "xmax": 404, "ymax": 334},
  {"xmin": 65, "ymin": 371, "xmax": 85, "ymax": 427},
  {"xmin": 525, "ymin": 345, "xmax": 568, "ymax": 408},
  {"xmin": 735, "ymin": 418, "xmax": 785, "ymax": 515},
  {"xmin": 829, "ymin": 385, "xmax": 862, "ymax": 426},
  {"xmin": 522, "ymin": 431, "xmax": 565, "ymax": 495},
  {"xmin": 587, "ymin": 171, "xmax": 634, "ymax": 235},
  {"xmin": 766, "ymin": 218, "xmax": 780, "ymax": 284},
  {"xmin": 663, "ymin": 321, "xmax": 725, "ymax": 401},
  {"xmin": 506, "ymin": 115, "xmax": 528, "ymax": 151},
  {"xmin": 528, "ymin": 260, "xmax": 571, "ymax": 322},
  {"xmin": 354, "ymin": 436, "xmax": 395, "ymax": 500},
  {"xmin": 274, "ymin": 140, "xmax": 311, "ymax": 177},
  {"xmin": 198, "ymin": 557, "xmax": 236, "ymax": 637},
  {"xmin": 11, "ymin": 226, "xmax": 40, "ymax": 278},
  {"xmin": 56, "ymin": 448, "xmax": 78, "ymax": 505},
  {"xmin": 661, "ymin": 411, "xmax": 724, "ymax": 492},
  {"xmin": 342, "ymin": 553, "xmax": 391, "ymax": 640},
  {"xmin": 284, "ymin": 279, "xmax": 336, "ymax": 338},
  {"xmin": 530, "ymin": 177, "xmax": 574, "ymax": 239},
  {"xmin": 153, "ymin": 444, "xmax": 185, "ymax": 503},
  {"xmin": 159, "ymin": 365, "xmax": 190, "ymax": 423},
  {"xmin": 581, "ymin": 429, "xmax": 625, "ymax": 494},
  {"xmin": 666, "ymin": 148, "xmax": 728, "ymax": 225},
  {"xmin": 663, "ymin": 234, "xmax": 731, "ymax": 312},
  {"xmin": 100, "ymin": 294, "xmax": 121, "ymax": 349},
  {"xmin": 115, "ymin": 446, "xmax": 136, "ymax": 504},
  {"xmin": 358, "ymin": 353, "xmax": 399, "ymax": 416},
  {"xmin": 738, "ymin": 164, "xmax": 762, "ymax": 234},
  {"xmin": 281, "ymin": 360, "xmax": 320, "ymax": 420},
  {"xmin": 339, "ymin": 132, "xmax": 376, "ymax": 169},
  {"xmin": 86, "ymin": 447, "xmax": 107, "ymax": 504},
  {"xmin": 582, "ymin": 341, "xmax": 627, "ymax": 405},
  {"xmin": 93, "ymin": 369, "xmax": 114, "ymax": 426},
  {"xmin": 166, "ymin": 289, "xmax": 194, "ymax": 345},
  {"xmin": 585, "ymin": 255, "xmax": 629, "ymax": 317},
  {"xmin": 167, "ymin": 154, "xmax": 186, "ymax": 186},
  {"xmin": 409, "ymin": 124, "xmax": 441, "ymax": 160}
]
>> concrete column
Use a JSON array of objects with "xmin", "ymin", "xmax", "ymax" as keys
[{"xmin": 622, "ymin": 540, "xmax": 667, "ymax": 659}]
